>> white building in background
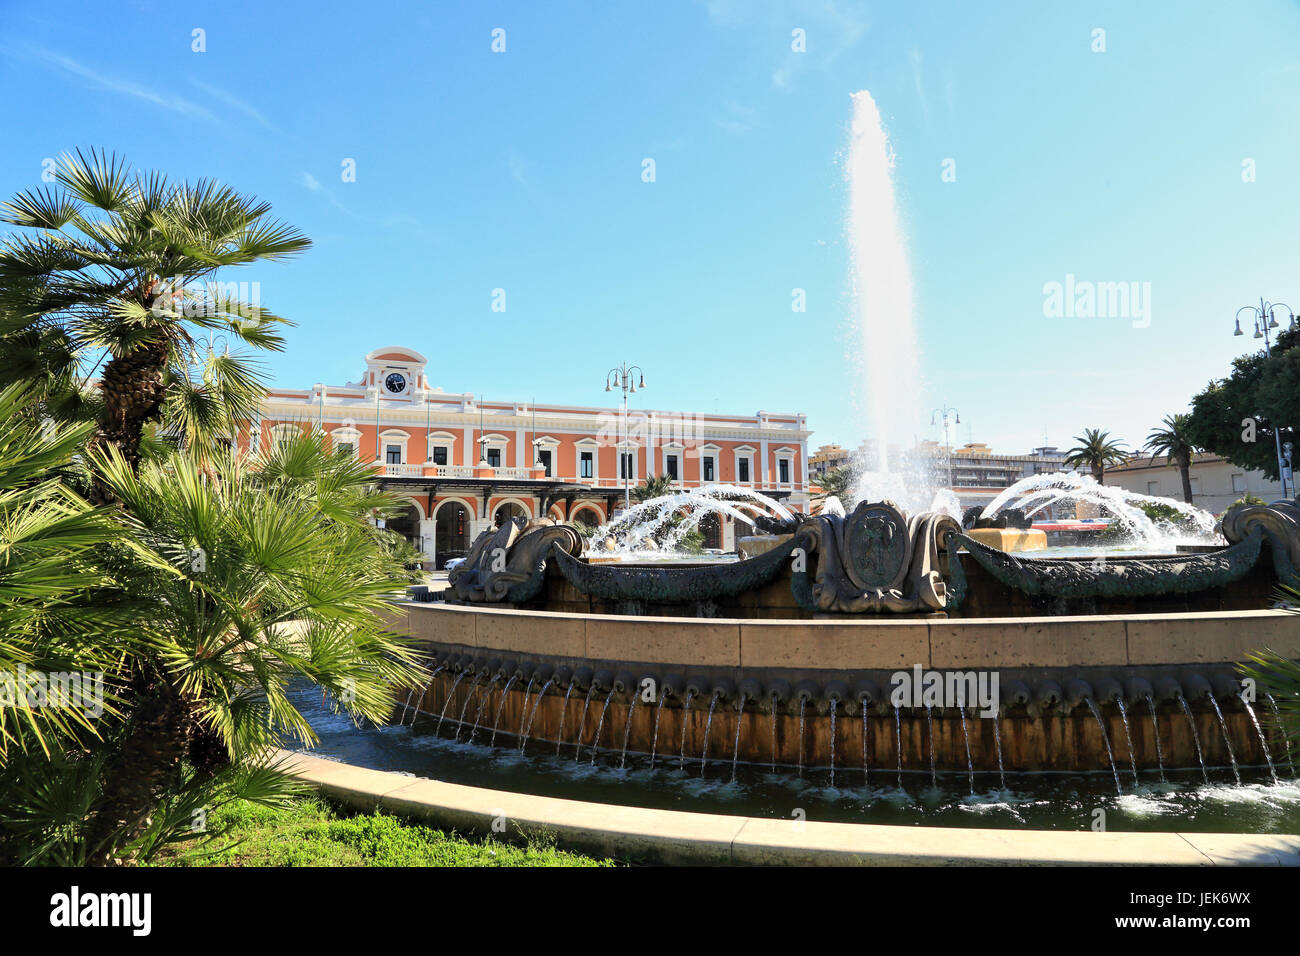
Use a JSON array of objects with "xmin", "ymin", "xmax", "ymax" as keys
[{"xmin": 1104, "ymin": 452, "xmax": 1285, "ymax": 515}]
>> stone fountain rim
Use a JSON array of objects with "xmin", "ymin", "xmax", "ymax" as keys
[
  {"xmin": 277, "ymin": 748, "xmax": 1300, "ymax": 866},
  {"xmin": 401, "ymin": 599, "xmax": 1294, "ymax": 628}
]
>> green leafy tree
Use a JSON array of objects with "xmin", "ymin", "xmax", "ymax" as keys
[
  {"xmin": 1185, "ymin": 327, "xmax": 1299, "ymax": 482},
  {"xmin": 631, "ymin": 473, "xmax": 676, "ymax": 503},
  {"xmin": 1064, "ymin": 428, "xmax": 1129, "ymax": 485},
  {"xmin": 1144, "ymin": 413, "xmax": 1200, "ymax": 503},
  {"xmin": 812, "ymin": 465, "xmax": 855, "ymax": 508}
]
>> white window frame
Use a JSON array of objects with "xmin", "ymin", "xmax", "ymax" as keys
[
  {"xmin": 733, "ymin": 445, "xmax": 756, "ymax": 486},
  {"xmin": 774, "ymin": 446, "xmax": 797, "ymax": 487},
  {"xmin": 379, "ymin": 429, "xmax": 410, "ymax": 465},
  {"xmin": 576, "ymin": 437, "xmax": 601, "ymax": 483},
  {"xmin": 480, "ymin": 433, "xmax": 509, "ymax": 469},
  {"xmin": 426, "ymin": 430, "xmax": 457, "ymax": 465}
]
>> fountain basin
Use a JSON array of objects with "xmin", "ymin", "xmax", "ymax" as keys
[{"xmin": 392, "ymin": 601, "xmax": 1300, "ymax": 775}]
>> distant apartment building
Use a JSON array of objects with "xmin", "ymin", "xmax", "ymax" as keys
[
  {"xmin": 244, "ymin": 346, "xmax": 812, "ymax": 565},
  {"xmin": 1104, "ymin": 452, "xmax": 1285, "ymax": 515}
]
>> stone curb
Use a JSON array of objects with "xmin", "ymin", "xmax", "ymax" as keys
[{"xmin": 275, "ymin": 749, "xmax": 1300, "ymax": 866}]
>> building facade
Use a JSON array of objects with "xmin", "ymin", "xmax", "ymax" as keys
[
  {"xmin": 1104, "ymin": 452, "xmax": 1285, "ymax": 515},
  {"xmin": 246, "ymin": 346, "xmax": 812, "ymax": 566}
]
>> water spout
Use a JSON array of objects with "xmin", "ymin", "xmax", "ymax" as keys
[
  {"xmin": 1206, "ymin": 695, "xmax": 1241, "ymax": 785},
  {"xmin": 1145, "ymin": 695, "xmax": 1166, "ymax": 782},
  {"xmin": 489, "ymin": 674, "xmax": 518, "ymax": 748},
  {"xmin": 619, "ymin": 692, "xmax": 639, "ymax": 769},
  {"xmin": 1115, "ymin": 697, "xmax": 1139, "ymax": 787},
  {"xmin": 1179, "ymin": 697, "xmax": 1209, "ymax": 783},
  {"xmin": 1084, "ymin": 697, "xmax": 1122, "ymax": 795},
  {"xmin": 435, "ymin": 671, "xmax": 466, "ymax": 737},
  {"xmin": 1240, "ymin": 693, "xmax": 1278, "ymax": 784}
]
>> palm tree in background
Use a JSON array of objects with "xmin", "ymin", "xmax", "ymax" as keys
[
  {"xmin": 0, "ymin": 149, "xmax": 309, "ymax": 492},
  {"xmin": 1144, "ymin": 413, "xmax": 1200, "ymax": 504},
  {"xmin": 1064, "ymin": 428, "xmax": 1129, "ymax": 485},
  {"xmin": 632, "ymin": 473, "xmax": 677, "ymax": 502}
]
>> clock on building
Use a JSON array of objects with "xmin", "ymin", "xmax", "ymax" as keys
[{"xmin": 384, "ymin": 372, "xmax": 407, "ymax": 394}]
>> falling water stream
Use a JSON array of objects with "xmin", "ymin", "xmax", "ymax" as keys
[
  {"xmin": 958, "ymin": 706, "xmax": 974, "ymax": 795},
  {"xmin": 676, "ymin": 686, "xmax": 696, "ymax": 770},
  {"xmin": 828, "ymin": 699, "xmax": 838, "ymax": 788},
  {"xmin": 590, "ymin": 692, "xmax": 614, "ymax": 764},
  {"xmin": 731, "ymin": 697, "xmax": 747, "ymax": 783},
  {"xmin": 1240, "ymin": 693, "xmax": 1278, "ymax": 784},
  {"xmin": 797, "ymin": 698, "xmax": 808, "ymax": 777},
  {"xmin": 489, "ymin": 675, "xmax": 517, "ymax": 747},
  {"xmin": 991, "ymin": 716, "xmax": 1006, "ymax": 791},
  {"xmin": 925, "ymin": 704, "xmax": 936, "ymax": 788},
  {"xmin": 1084, "ymin": 698, "xmax": 1122, "ymax": 795},
  {"xmin": 699, "ymin": 694, "xmax": 721, "ymax": 776},
  {"xmin": 1115, "ymin": 697, "xmax": 1139, "ymax": 788},
  {"xmin": 861, "ymin": 713, "xmax": 870, "ymax": 787},
  {"xmin": 1266, "ymin": 694, "xmax": 1296, "ymax": 778},
  {"xmin": 435, "ymin": 671, "xmax": 466, "ymax": 737},
  {"xmin": 517, "ymin": 676, "xmax": 536, "ymax": 742},
  {"xmin": 469, "ymin": 675, "xmax": 501, "ymax": 743},
  {"xmin": 574, "ymin": 685, "xmax": 595, "ymax": 760},
  {"xmin": 401, "ymin": 664, "xmax": 444, "ymax": 726},
  {"xmin": 521, "ymin": 679, "xmax": 555, "ymax": 753},
  {"xmin": 1207, "ymin": 695, "xmax": 1242, "ymax": 785},
  {"xmin": 1146, "ymin": 696, "xmax": 1166, "ymax": 782},
  {"xmin": 770, "ymin": 694, "xmax": 779, "ymax": 773},
  {"xmin": 454, "ymin": 680, "xmax": 480, "ymax": 741},
  {"xmin": 678, "ymin": 690, "xmax": 696, "ymax": 771},
  {"xmin": 1179, "ymin": 697, "xmax": 1209, "ymax": 783},
  {"xmin": 619, "ymin": 693, "xmax": 639, "ymax": 769},
  {"xmin": 649, "ymin": 694, "xmax": 667, "ymax": 769},
  {"xmin": 893, "ymin": 705, "xmax": 903, "ymax": 790},
  {"xmin": 554, "ymin": 680, "xmax": 575, "ymax": 757}
]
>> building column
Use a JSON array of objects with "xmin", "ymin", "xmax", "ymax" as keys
[{"xmin": 418, "ymin": 517, "xmax": 436, "ymax": 570}]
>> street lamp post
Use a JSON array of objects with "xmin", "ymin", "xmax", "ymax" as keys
[
  {"xmin": 604, "ymin": 362, "xmax": 647, "ymax": 510},
  {"xmin": 930, "ymin": 405, "xmax": 961, "ymax": 490},
  {"xmin": 1234, "ymin": 298, "xmax": 1296, "ymax": 498}
]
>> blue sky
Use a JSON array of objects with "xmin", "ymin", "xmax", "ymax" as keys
[{"xmin": 3, "ymin": 0, "xmax": 1299, "ymax": 455}]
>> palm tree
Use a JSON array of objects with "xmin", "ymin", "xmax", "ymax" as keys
[
  {"xmin": 1064, "ymin": 428, "xmax": 1129, "ymax": 485},
  {"xmin": 0, "ymin": 149, "xmax": 309, "ymax": 493},
  {"xmin": 1144, "ymin": 413, "xmax": 1200, "ymax": 504},
  {"xmin": 19, "ymin": 430, "xmax": 427, "ymax": 865},
  {"xmin": 632, "ymin": 473, "xmax": 676, "ymax": 503}
]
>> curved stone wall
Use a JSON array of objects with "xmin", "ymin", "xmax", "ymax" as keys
[{"xmin": 391, "ymin": 602, "xmax": 1300, "ymax": 774}]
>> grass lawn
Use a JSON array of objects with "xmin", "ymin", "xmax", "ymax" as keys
[{"xmin": 154, "ymin": 795, "xmax": 616, "ymax": 867}]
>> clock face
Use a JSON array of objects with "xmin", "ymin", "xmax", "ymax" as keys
[{"xmin": 384, "ymin": 372, "xmax": 407, "ymax": 394}]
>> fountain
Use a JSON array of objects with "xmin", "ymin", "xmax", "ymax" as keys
[{"xmin": 316, "ymin": 93, "xmax": 1300, "ymax": 845}]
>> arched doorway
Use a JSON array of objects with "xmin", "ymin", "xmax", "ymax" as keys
[
  {"xmin": 386, "ymin": 502, "xmax": 421, "ymax": 547},
  {"xmin": 493, "ymin": 501, "xmax": 527, "ymax": 528},
  {"xmin": 434, "ymin": 501, "xmax": 469, "ymax": 569},
  {"xmin": 570, "ymin": 505, "xmax": 603, "ymax": 530}
]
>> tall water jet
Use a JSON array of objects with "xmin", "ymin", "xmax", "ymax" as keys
[
  {"xmin": 828, "ymin": 698, "xmax": 838, "ymax": 788},
  {"xmin": 846, "ymin": 90, "xmax": 926, "ymax": 509},
  {"xmin": 959, "ymin": 706, "xmax": 974, "ymax": 795},
  {"xmin": 925, "ymin": 704, "xmax": 936, "ymax": 788}
]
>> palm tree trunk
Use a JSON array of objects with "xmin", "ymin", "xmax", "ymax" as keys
[
  {"xmin": 1179, "ymin": 454, "xmax": 1194, "ymax": 504},
  {"xmin": 87, "ymin": 664, "xmax": 194, "ymax": 865},
  {"xmin": 89, "ymin": 338, "xmax": 169, "ymax": 503},
  {"xmin": 1092, "ymin": 464, "xmax": 1105, "ymax": 486}
]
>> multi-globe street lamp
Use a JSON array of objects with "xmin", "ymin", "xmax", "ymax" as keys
[
  {"xmin": 1234, "ymin": 298, "xmax": 1296, "ymax": 497},
  {"xmin": 605, "ymin": 363, "xmax": 647, "ymax": 510},
  {"xmin": 930, "ymin": 405, "xmax": 961, "ymax": 490}
]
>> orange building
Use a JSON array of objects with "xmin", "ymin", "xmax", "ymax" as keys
[{"xmin": 246, "ymin": 346, "xmax": 812, "ymax": 566}]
